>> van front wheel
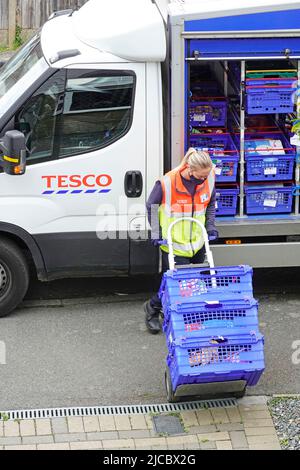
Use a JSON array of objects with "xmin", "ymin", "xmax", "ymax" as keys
[{"xmin": 0, "ymin": 238, "xmax": 29, "ymax": 317}]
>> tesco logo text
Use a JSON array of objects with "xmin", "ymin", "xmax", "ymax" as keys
[{"xmin": 42, "ymin": 174, "xmax": 112, "ymax": 189}]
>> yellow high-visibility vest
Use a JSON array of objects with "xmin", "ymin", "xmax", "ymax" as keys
[{"xmin": 159, "ymin": 167, "xmax": 215, "ymax": 257}]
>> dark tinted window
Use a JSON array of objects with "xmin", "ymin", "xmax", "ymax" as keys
[{"xmin": 15, "ymin": 69, "xmax": 135, "ymax": 164}]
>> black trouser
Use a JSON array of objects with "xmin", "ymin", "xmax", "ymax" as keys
[{"xmin": 150, "ymin": 246, "xmax": 206, "ymax": 310}]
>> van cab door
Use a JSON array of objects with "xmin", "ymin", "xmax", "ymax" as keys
[{"xmin": 0, "ymin": 63, "xmax": 146, "ymax": 278}]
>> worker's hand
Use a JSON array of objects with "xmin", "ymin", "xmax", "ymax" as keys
[
  {"xmin": 207, "ymin": 229, "xmax": 219, "ymax": 241},
  {"xmin": 151, "ymin": 239, "xmax": 167, "ymax": 247}
]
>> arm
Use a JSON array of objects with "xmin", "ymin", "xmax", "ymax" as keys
[
  {"xmin": 146, "ymin": 180, "xmax": 163, "ymax": 240},
  {"xmin": 205, "ymin": 187, "xmax": 217, "ymax": 232}
]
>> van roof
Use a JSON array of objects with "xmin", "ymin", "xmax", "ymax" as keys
[
  {"xmin": 72, "ymin": 0, "xmax": 166, "ymax": 62},
  {"xmin": 168, "ymin": 0, "xmax": 300, "ymax": 22},
  {"xmin": 44, "ymin": 0, "xmax": 300, "ymax": 64}
]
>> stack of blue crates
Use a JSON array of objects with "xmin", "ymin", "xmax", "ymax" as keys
[
  {"xmin": 159, "ymin": 264, "xmax": 265, "ymax": 395},
  {"xmin": 190, "ymin": 133, "xmax": 239, "ymax": 183}
]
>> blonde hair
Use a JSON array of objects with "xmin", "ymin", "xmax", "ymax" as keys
[{"xmin": 181, "ymin": 147, "xmax": 213, "ymax": 171}]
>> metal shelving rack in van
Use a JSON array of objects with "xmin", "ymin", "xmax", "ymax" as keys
[
  {"xmin": 188, "ymin": 57, "xmax": 300, "ymax": 219},
  {"xmin": 295, "ymin": 59, "xmax": 300, "ymax": 215},
  {"xmin": 225, "ymin": 59, "xmax": 300, "ymax": 218},
  {"xmin": 223, "ymin": 60, "xmax": 246, "ymax": 218},
  {"xmin": 239, "ymin": 61, "xmax": 246, "ymax": 218}
]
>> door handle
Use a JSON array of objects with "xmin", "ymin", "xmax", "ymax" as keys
[{"xmin": 124, "ymin": 171, "xmax": 143, "ymax": 198}]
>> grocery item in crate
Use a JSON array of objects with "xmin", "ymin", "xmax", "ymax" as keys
[
  {"xmin": 190, "ymin": 133, "xmax": 239, "ymax": 183},
  {"xmin": 190, "ymin": 128, "xmax": 226, "ymax": 134},
  {"xmin": 189, "ymin": 98, "xmax": 227, "ymax": 127},
  {"xmin": 178, "ymin": 278, "xmax": 208, "ymax": 297},
  {"xmin": 166, "ymin": 332, "xmax": 265, "ymax": 389},
  {"xmin": 162, "ymin": 218, "xmax": 264, "ymax": 402},
  {"xmin": 198, "ymin": 145, "xmax": 226, "ymax": 157},
  {"xmin": 213, "ymin": 159, "xmax": 237, "ymax": 180},
  {"xmin": 162, "ymin": 297, "xmax": 259, "ymax": 333},
  {"xmin": 189, "ymin": 347, "xmax": 219, "ymax": 366},
  {"xmin": 186, "ymin": 339, "xmax": 259, "ymax": 367},
  {"xmin": 159, "ymin": 264, "xmax": 254, "ymax": 311},
  {"xmin": 244, "ymin": 139, "xmax": 285, "ymax": 156},
  {"xmin": 188, "ymin": 342, "xmax": 252, "ymax": 367}
]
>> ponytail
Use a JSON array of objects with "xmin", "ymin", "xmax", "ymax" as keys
[{"xmin": 178, "ymin": 147, "xmax": 213, "ymax": 171}]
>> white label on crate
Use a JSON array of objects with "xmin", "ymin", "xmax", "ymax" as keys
[
  {"xmin": 264, "ymin": 167, "xmax": 277, "ymax": 175},
  {"xmin": 215, "ymin": 167, "xmax": 222, "ymax": 175},
  {"xmin": 264, "ymin": 199, "xmax": 277, "ymax": 207},
  {"xmin": 215, "ymin": 201, "xmax": 218, "ymax": 209},
  {"xmin": 194, "ymin": 114, "xmax": 206, "ymax": 122}
]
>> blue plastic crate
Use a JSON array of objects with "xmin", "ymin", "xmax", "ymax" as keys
[
  {"xmin": 189, "ymin": 98, "xmax": 227, "ymax": 127},
  {"xmin": 190, "ymin": 133, "xmax": 239, "ymax": 182},
  {"xmin": 246, "ymin": 78, "xmax": 296, "ymax": 87},
  {"xmin": 166, "ymin": 332, "xmax": 265, "ymax": 389},
  {"xmin": 246, "ymin": 156, "xmax": 295, "ymax": 182},
  {"xmin": 162, "ymin": 297, "xmax": 259, "ymax": 337},
  {"xmin": 245, "ymin": 185, "xmax": 293, "ymax": 214},
  {"xmin": 246, "ymin": 83, "xmax": 295, "ymax": 114},
  {"xmin": 216, "ymin": 187, "xmax": 239, "ymax": 216},
  {"xmin": 239, "ymin": 131, "xmax": 295, "ymax": 182},
  {"xmin": 159, "ymin": 265, "xmax": 253, "ymax": 311}
]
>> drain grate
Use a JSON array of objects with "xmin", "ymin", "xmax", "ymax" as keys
[
  {"xmin": 153, "ymin": 415, "xmax": 184, "ymax": 435},
  {"xmin": 0, "ymin": 398, "xmax": 237, "ymax": 421}
]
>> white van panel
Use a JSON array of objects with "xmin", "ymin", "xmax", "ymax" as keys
[
  {"xmin": 41, "ymin": 14, "xmax": 125, "ymax": 67},
  {"xmin": 72, "ymin": 0, "xmax": 166, "ymax": 62},
  {"xmin": 0, "ymin": 63, "xmax": 146, "ymax": 237}
]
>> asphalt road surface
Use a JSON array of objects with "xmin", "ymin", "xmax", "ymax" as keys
[
  {"xmin": 0, "ymin": 269, "xmax": 299, "ymax": 411},
  {"xmin": 23, "ymin": 267, "xmax": 300, "ymax": 300}
]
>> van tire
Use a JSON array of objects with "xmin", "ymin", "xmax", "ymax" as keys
[{"xmin": 0, "ymin": 238, "xmax": 29, "ymax": 317}]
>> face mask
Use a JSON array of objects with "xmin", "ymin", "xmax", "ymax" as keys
[{"xmin": 189, "ymin": 175, "xmax": 204, "ymax": 183}]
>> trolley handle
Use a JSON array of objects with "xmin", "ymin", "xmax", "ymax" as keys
[{"xmin": 167, "ymin": 217, "xmax": 215, "ymax": 271}]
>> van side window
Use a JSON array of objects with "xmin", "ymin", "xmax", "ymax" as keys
[
  {"xmin": 15, "ymin": 70, "xmax": 66, "ymax": 163},
  {"xmin": 15, "ymin": 69, "xmax": 135, "ymax": 164}
]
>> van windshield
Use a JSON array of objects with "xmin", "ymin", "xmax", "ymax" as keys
[{"xmin": 0, "ymin": 32, "xmax": 43, "ymax": 98}]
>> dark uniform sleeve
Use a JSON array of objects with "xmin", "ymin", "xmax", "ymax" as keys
[
  {"xmin": 205, "ymin": 187, "xmax": 217, "ymax": 232},
  {"xmin": 146, "ymin": 180, "xmax": 163, "ymax": 240}
]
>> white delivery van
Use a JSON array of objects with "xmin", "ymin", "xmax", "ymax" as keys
[{"xmin": 0, "ymin": 0, "xmax": 300, "ymax": 316}]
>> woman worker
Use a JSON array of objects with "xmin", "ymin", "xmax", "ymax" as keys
[{"xmin": 144, "ymin": 147, "xmax": 218, "ymax": 334}]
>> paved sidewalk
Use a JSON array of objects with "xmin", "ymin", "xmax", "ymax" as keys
[{"xmin": 0, "ymin": 396, "xmax": 281, "ymax": 450}]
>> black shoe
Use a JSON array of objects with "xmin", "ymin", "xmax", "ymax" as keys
[{"xmin": 144, "ymin": 300, "xmax": 161, "ymax": 334}]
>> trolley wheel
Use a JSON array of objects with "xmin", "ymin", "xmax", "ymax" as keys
[
  {"xmin": 233, "ymin": 387, "xmax": 247, "ymax": 398},
  {"xmin": 165, "ymin": 367, "xmax": 180, "ymax": 403}
]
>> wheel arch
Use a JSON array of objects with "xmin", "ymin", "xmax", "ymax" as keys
[{"xmin": 0, "ymin": 222, "xmax": 48, "ymax": 281}]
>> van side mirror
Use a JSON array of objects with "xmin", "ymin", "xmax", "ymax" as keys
[{"xmin": 0, "ymin": 130, "xmax": 27, "ymax": 175}]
